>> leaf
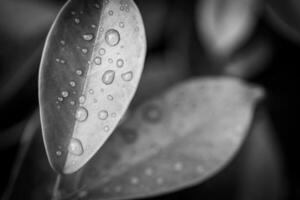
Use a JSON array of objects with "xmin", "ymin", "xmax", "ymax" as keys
[
  {"xmin": 57, "ymin": 77, "xmax": 264, "ymax": 200},
  {"xmin": 195, "ymin": 0, "xmax": 261, "ymax": 58},
  {"xmin": 39, "ymin": 0, "xmax": 146, "ymax": 174}
]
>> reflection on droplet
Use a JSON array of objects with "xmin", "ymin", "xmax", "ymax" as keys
[
  {"xmin": 70, "ymin": 81, "xmax": 76, "ymax": 87},
  {"xmin": 56, "ymin": 150, "xmax": 62, "ymax": 156},
  {"xmin": 68, "ymin": 138, "xmax": 84, "ymax": 156},
  {"xmin": 104, "ymin": 125, "xmax": 110, "ymax": 132},
  {"xmin": 98, "ymin": 110, "xmax": 108, "ymax": 120},
  {"xmin": 83, "ymin": 34, "xmax": 94, "ymax": 41},
  {"xmin": 107, "ymin": 95, "xmax": 114, "ymax": 101},
  {"xmin": 94, "ymin": 57, "xmax": 101, "ymax": 65},
  {"xmin": 102, "ymin": 70, "xmax": 115, "ymax": 85},
  {"xmin": 121, "ymin": 71, "xmax": 133, "ymax": 81},
  {"xmin": 81, "ymin": 48, "xmax": 88, "ymax": 54},
  {"xmin": 108, "ymin": 10, "xmax": 114, "ymax": 16},
  {"xmin": 116, "ymin": 59, "xmax": 124, "ymax": 68},
  {"xmin": 75, "ymin": 107, "xmax": 88, "ymax": 122},
  {"xmin": 76, "ymin": 70, "xmax": 83, "ymax": 76},
  {"xmin": 79, "ymin": 95, "xmax": 86, "ymax": 104},
  {"xmin": 62, "ymin": 91, "xmax": 69, "ymax": 98},
  {"xmin": 119, "ymin": 22, "xmax": 125, "ymax": 28},
  {"xmin": 74, "ymin": 18, "xmax": 80, "ymax": 24},
  {"xmin": 105, "ymin": 29, "xmax": 120, "ymax": 46},
  {"xmin": 99, "ymin": 48, "xmax": 106, "ymax": 55}
]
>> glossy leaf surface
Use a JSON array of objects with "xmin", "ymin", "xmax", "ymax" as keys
[
  {"xmin": 39, "ymin": 0, "xmax": 146, "ymax": 174},
  {"xmin": 56, "ymin": 77, "xmax": 264, "ymax": 199}
]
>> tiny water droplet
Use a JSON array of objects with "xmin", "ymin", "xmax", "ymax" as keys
[
  {"xmin": 102, "ymin": 70, "xmax": 115, "ymax": 85},
  {"xmin": 55, "ymin": 58, "xmax": 60, "ymax": 63},
  {"xmin": 76, "ymin": 69, "xmax": 83, "ymax": 75},
  {"xmin": 82, "ymin": 34, "xmax": 94, "ymax": 41},
  {"xmin": 71, "ymin": 11, "xmax": 76, "ymax": 15},
  {"xmin": 116, "ymin": 59, "xmax": 124, "ymax": 67},
  {"xmin": 157, "ymin": 177, "xmax": 164, "ymax": 185},
  {"xmin": 145, "ymin": 168, "xmax": 153, "ymax": 176},
  {"xmin": 107, "ymin": 95, "xmax": 114, "ymax": 101},
  {"xmin": 91, "ymin": 24, "xmax": 96, "ymax": 28},
  {"xmin": 60, "ymin": 40, "xmax": 66, "ymax": 45},
  {"xmin": 70, "ymin": 101, "xmax": 75, "ymax": 105},
  {"xmin": 104, "ymin": 0, "xmax": 109, "ymax": 4},
  {"xmin": 81, "ymin": 48, "xmax": 88, "ymax": 54},
  {"xmin": 104, "ymin": 125, "xmax": 110, "ymax": 132},
  {"xmin": 142, "ymin": 104, "xmax": 162, "ymax": 123},
  {"xmin": 60, "ymin": 59, "xmax": 66, "ymax": 64},
  {"xmin": 130, "ymin": 177, "xmax": 139, "ymax": 184},
  {"xmin": 105, "ymin": 29, "xmax": 120, "ymax": 46},
  {"xmin": 74, "ymin": 18, "xmax": 80, "ymax": 24},
  {"xmin": 108, "ymin": 10, "xmax": 114, "ymax": 16},
  {"xmin": 75, "ymin": 107, "xmax": 88, "ymax": 122},
  {"xmin": 114, "ymin": 186, "xmax": 122, "ymax": 193},
  {"xmin": 57, "ymin": 97, "xmax": 63, "ymax": 102},
  {"xmin": 94, "ymin": 57, "xmax": 102, "ymax": 65},
  {"xmin": 56, "ymin": 150, "xmax": 62, "ymax": 156},
  {"xmin": 98, "ymin": 110, "xmax": 108, "ymax": 120},
  {"xmin": 79, "ymin": 95, "xmax": 86, "ymax": 104},
  {"xmin": 70, "ymin": 81, "xmax": 76, "ymax": 87},
  {"xmin": 99, "ymin": 48, "xmax": 106, "ymax": 55},
  {"xmin": 111, "ymin": 112, "xmax": 116, "ymax": 118},
  {"xmin": 100, "ymin": 27, "xmax": 104, "ymax": 32},
  {"xmin": 119, "ymin": 22, "xmax": 125, "ymax": 28},
  {"xmin": 108, "ymin": 58, "xmax": 113, "ymax": 63},
  {"xmin": 89, "ymin": 89, "xmax": 94, "ymax": 94},
  {"xmin": 78, "ymin": 190, "xmax": 88, "ymax": 198},
  {"xmin": 94, "ymin": 3, "xmax": 100, "ymax": 8},
  {"xmin": 174, "ymin": 162, "xmax": 183, "ymax": 171},
  {"xmin": 68, "ymin": 138, "xmax": 84, "ymax": 156},
  {"xmin": 121, "ymin": 71, "xmax": 133, "ymax": 81},
  {"xmin": 120, "ymin": 6, "xmax": 124, "ymax": 11},
  {"xmin": 61, "ymin": 91, "xmax": 69, "ymax": 98},
  {"xmin": 125, "ymin": 8, "xmax": 129, "ymax": 12}
]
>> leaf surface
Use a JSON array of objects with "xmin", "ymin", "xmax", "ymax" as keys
[{"xmin": 39, "ymin": 0, "xmax": 146, "ymax": 174}]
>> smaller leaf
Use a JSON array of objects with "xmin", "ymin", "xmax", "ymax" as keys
[{"xmin": 58, "ymin": 77, "xmax": 264, "ymax": 200}]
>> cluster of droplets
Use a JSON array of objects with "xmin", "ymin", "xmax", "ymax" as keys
[{"xmin": 120, "ymin": 0, "xmax": 130, "ymax": 12}]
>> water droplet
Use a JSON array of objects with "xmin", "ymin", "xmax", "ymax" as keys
[
  {"xmin": 78, "ymin": 190, "xmax": 88, "ymax": 198},
  {"xmin": 75, "ymin": 107, "xmax": 88, "ymax": 122},
  {"xmin": 55, "ymin": 58, "xmax": 60, "ymax": 63},
  {"xmin": 60, "ymin": 59, "xmax": 66, "ymax": 64},
  {"xmin": 98, "ymin": 110, "xmax": 108, "ymax": 120},
  {"xmin": 81, "ymin": 48, "xmax": 88, "ymax": 54},
  {"xmin": 76, "ymin": 69, "xmax": 83, "ymax": 75},
  {"xmin": 174, "ymin": 162, "xmax": 183, "ymax": 171},
  {"xmin": 121, "ymin": 71, "xmax": 133, "ymax": 81},
  {"xmin": 79, "ymin": 10, "xmax": 83, "ymax": 14},
  {"xmin": 116, "ymin": 59, "xmax": 124, "ymax": 68},
  {"xmin": 114, "ymin": 186, "xmax": 122, "ymax": 193},
  {"xmin": 156, "ymin": 177, "xmax": 164, "ymax": 185},
  {"xmin": 94, "ymin": 57, "xmax": 101, "ymax": 65},
  {"xmin": 142, "ymin": 103, "xmax": 162, "ymax": 123},
  {"xmin": 105, "ymin": 29, "xmax": 120, "ymax": 46},
  {"xmin": 71, "ymin": 11, "xmax": 76, "ymax": 15},
  {"xmin": 100, "ymin": 27, "xmax": 104, "ymax": 32},
  {"xmin": 57, "ymin": 97, "xmax": 63, "ymax": 102},
  {"xmin": 79, "ymin": 95, "xmax": 86, "ymax": 104},
  {"xmin": 121, "ymin": 128, "xmax": 137, "ymax": 144},
  {"xmin": 119, "ymin": 22, "xmax": 125, "ymax": 28},
  {"xmin": 91, "ymin": 24, "xmax": 96, "ymax": 28},
  {"xmin": 196, "ymin": 165, "xmax": 204, "ymax": 174},
  {"xmin": 111, "ymin": 112, "xmax": 116, "ymax": 118},
  {"xmin": 83, "ymin": 34, "xmax": 94, "ymax": 41},
  {"xmin": 99, "ymin": 48, "xmax": 106, "ymax": 55},
  {"xmin": 89, "ymin": 89, "xmax": 94, "ymax": 94},
  {"xmin": 68, "ymin": 138, "xmax": 84, "ymax": 156},
  {"xmin": 56, "ymin": 150, "xmax": 62, "ymax": 156},
  {"xmin": 74, "ymin": 18, "xmax": 80, "ymax": 24},
  {"xmin": 108, "ymin": 58, "xmax": 113, "ymax": 63},
  {"xmin": 60, "ymin": 40, "xmax": 66, "ymax": 45},
  {"xmin": 107, "ymin": 95, "xmax": 114, "ymax": 101},
  {"xmin": 94, "ymin": 3, "xmax": 100, "ymax": 8},
  {"xmin": 70, "ymin": 81, "xmax": 76, "ymax": 87},
  {"xmin": 70, "ymin": 101, "xmax": 75, "ymax": 105},
  {"xmin": 62, "ymin": 91, "xmax": 69, "ymax": 98},
  {"xmin": 108, "ymin": 10, "xmax": 114, "ymax": 16},
  {"xmin": 145, "ymin": 168, "xmax": 153, "ymax": 176},
  {"xmin": 130, "ymin": 177, "xmax": 139, "ymax": 184},
  {"xmin": 104, "ymin": 125, "xmax": 110, "ymax": 132},
  {"xmin": 120, "ymin": 6, "xmax": 124, "ymax": 11},
  {"xmin": 102, "ymin": 70, "xmax": 115, "ymax": 85}
]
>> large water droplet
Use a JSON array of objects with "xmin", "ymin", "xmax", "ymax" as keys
[
  {"xmin": 102, "ymin": 70, "xmax": 115, "ymax": 85},
  {"xmin": 68, "ymin": 138, "xmax": 84, "ymax": 156},
  {"xmin": 116, "ymin": 59, "xmax": 124, "ymax": 68},
  {"xmin": 82, "ymin": 34, "xmax": 94, "ymax": 41},
  {"xmin": 75, "ymin": 107, "xmax": 88, "ymax": 122},
  {"xmin": 98, "ymin": 110, "xmax": 108, "ymax": 120},
  {"xmin": 121, "ymin": 71, "xmax": 133, "ymax": 81},
  {"xmin": 61, "ymin": 91, "xmax": 69, "ymax": 98},
  {"xmin": 94, "ymin": 57, "xmax": 102, "ymax": 65},
  {"xmin": 105, "ymin": 29, "xmax": 120, "ymax": 46}
]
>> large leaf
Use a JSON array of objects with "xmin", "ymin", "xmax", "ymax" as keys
[
  {"xmin": 39, "ymin": 0, "xmax": 146, "ymax": 174},
  {"xmin": 55, "ymin": 77, "xmax": 264, "ymax": 200},
  {"xmin": 195, "ymin": 0, "xmax": 261, "ymax": 58}
]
